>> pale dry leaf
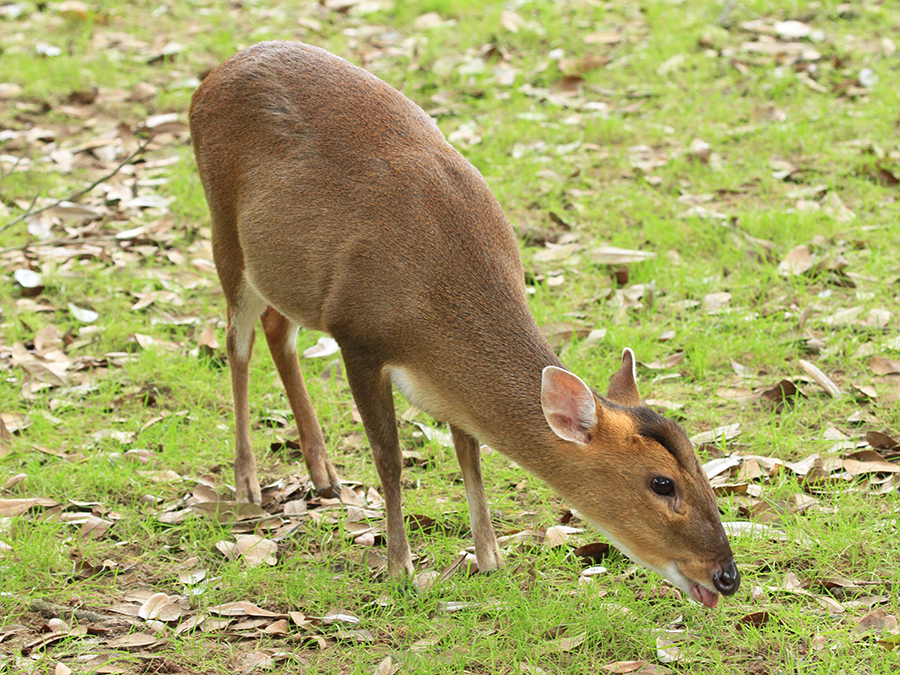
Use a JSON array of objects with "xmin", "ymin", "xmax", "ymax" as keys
[
  {"xmin": 704, "ymin": 292, "xmax": 732, "ymax": 312},
  {"xmin": 68, "ymin": 303, "xmax": 99, "ymax": 323},
  {"xmin": 690, "ymin": 423, "xmax": 741, "ymax": 445},
  {"xmin": 375, "ymin": 656, "xmax": 400, "ymax": 675},
  {"xmin": 722, "ymin": 521, "xmax": 788, "ymax": 541},
  {"xmin": 777, "ymin": 245, "xmax": 813, "ymax": 276},
  {"xmin": 545, "ymin": 631, "xmax": 586, "ymax": 653},
  {"xmin": 820, "ymin": 306, "xmax": 864, "ymax": 327},
  {"xmin": 655, "ymin": 629, "xmax": 686, "ymax": 663},
  {"xmin": 775, "ymin": 20, "xmax": 812, "ymax": 38},
  {"xmin": 197, "ymin": 324, "xmax": 219, "ymax": 350},
  {"xmin": 500, "ymin": 9, "xmax": 525, "ymax": 32},
  {"xmin": 239, "ymin": 651, "xmax": 275, "ymax": 673},
  {"xmin": 702, "ymin": 455, "xmax": 742, "ymax": 480},
  {"xmin": 1, "ymin": 412, "xmax": 33, "ymax": 433},
  {"xmin": 107, "ymin": 633, "xmax": 158, "ymax": 649},
  {"xmin": 14, "ymin": 268, "xmax": 43, "ymax": 289},
  {"xmin": 601, "ymin": 661, "xmax": 663, "ymax": 674},
  {"xmin": 412, "ymin": 421, "xmax": 453, "ymax": 447},
  {"xmin": 208, "ymin": 601, "xmax": 286, "ymax": 618},
  {"xmin": 871, "ymin": 356, "xmax": 900, "ymax": 375},
  {"xmin": 413, "ymin": 11, "xmax": 444, "ymax": 30},
  {"xmin": 642, "ymin": 351, "xmax": 685, "ymax": 370},
  {"xmin": 55, "ymin": 664, "xmax": 72, "ymax": 675},
  {"xmin": 823, "ymin": 191, "xmax": 855, "ymax": 223},
  {"xmin": 799, "ymin": 359, "xmax": 842, "ymax": 398},
  {"xmin": 233, "ymin": 534, "xmax": 278, "ymax": 567},
  {"xmin": 322, "ymin": 608, "xmax": 361, "ymax": 625},
  {"xmin": 591, "ymin": 246, "xmax": 656, "ymax": 264},
  {"xmin": 543, "ymin": 526, "xmax": 569, "ymax": 548},
  {"xmin": 138, "ymin": 592, "xmax": 182, "ymax": 622},
  {"xmin": 0, "ymin": 498, "xmax": 41, "ymax": 517},
  {"xmin": 302, "ymin": 336, "xmax": 340, "ymax": 359}
]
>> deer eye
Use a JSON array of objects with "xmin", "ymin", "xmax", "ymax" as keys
[{"xmin": 650, "ymin": 477, "xmax": 675, "ymax": 496}]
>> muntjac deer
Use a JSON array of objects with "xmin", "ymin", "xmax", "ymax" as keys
[{"xmin": 189, "ymin": 41, "xmax": 739, "ymax": 607}]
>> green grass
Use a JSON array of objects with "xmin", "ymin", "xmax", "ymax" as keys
[{"xmin": 1, "ymin": 0, "xmax": 899, "ymax": 673}]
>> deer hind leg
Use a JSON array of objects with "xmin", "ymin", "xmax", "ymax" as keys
[
  {"xmin": 261, "ymin": 307, "xmax": 340, "ymax": 498},
  {"xmin": 342, "ymin": 350, "xmax": 414, "ymax": 578},
  {"xmin": 451, "ymin": 425, "xmax": 504, "ymax": 572},
  {"xmin": 226, "ymin": 283, "xmax": 268, "ymax": 504}
]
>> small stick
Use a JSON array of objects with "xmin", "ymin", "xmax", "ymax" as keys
[
  {"xmin": 29, "ymin": 598, "xmax": 134, "ymax": 625},
  {"xmin": 717, "ymin": 0, "xmax": 738, "ymax": 27},
  {"xmin": 0, "ymin": 137, "xmax": 152, "ymax": 236}
]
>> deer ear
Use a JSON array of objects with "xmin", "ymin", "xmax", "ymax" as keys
[
  {"xmin": 541, "ymin": 366, "xmax": 597, "ymax": 445},
  {"xmin": 606, "ymin": 348, "xmax": 641, "ymax": 406}
]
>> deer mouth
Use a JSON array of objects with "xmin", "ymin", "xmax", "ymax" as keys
[{"xmin": 689, "ymin": 582, "xmax": 719, "ymax": 609}]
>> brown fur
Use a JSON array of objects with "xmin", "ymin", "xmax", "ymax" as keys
[{"xmin": 189, "ymin": 41, "xmax": 737, "ymax": 602}]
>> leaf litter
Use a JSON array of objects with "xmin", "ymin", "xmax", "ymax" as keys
[{"xmin": 1, "ymin": 2, "xmax": 899, "ymax": 674}]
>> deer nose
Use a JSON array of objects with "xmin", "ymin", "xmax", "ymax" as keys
[{"xmin": 713, "ymin": 560, "xmax": 740, "ymax": 596}]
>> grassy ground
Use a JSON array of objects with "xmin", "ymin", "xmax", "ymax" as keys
[{"xmin": 1, "ymin": 0, "xmax": 899, "ymax": 673}]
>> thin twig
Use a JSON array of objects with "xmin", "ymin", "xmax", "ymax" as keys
[
  {"xmin": 29, "ymin": 598, "xmax": 134, "ymax": 625},
  {"xmin": 0, "ymin": 137, "xmax": 153, "ymax": 236},
  {"xmin": 0, "ymin": 233, "xmax": 121, "ymax": 255},
  {"xmin": 717, "ymin": 0, "xmax": 738, "ymax": 27}
]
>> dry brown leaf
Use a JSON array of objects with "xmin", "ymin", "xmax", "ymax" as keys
[
  {"xmin": 321, "ymin": 608, "xmax": 361, "ymax": 625},
  {"xmin": 654, "ymin": 629, "xmax": 687, "ymax": 663},
  {"xmin": 778, "ymin": 245, "xmax": 813, "ymax": 276},
  {"xmin": 500, "ymin": 9, "xmax": 525, "ymax": 32},
  {"xmin": 737, "ymin": 611, "xmax": 773, "ymax": 629},
  {"xmin": 0, "ymin": 417, "xmax": 11, "ymax": 457},
  {"xmin": 374, "ymin": 656, "xmax": 400, "ymax": 675},
  {"xmin": 856, "ymin": 610, "xmax": 899, "ymax": 635},
  {"xmin": 138, "ymin": 592, "xmax": 182, "ymax": 622},
  {"xmin": 642, "ymin": 351, "xmax": 685, "ymax": 370},
  {"xmin": 231, "ymin": 534, "xmax": 278, "ymax": 567},
  {"xmin": 704, "ymin": 292, "xmax": 732, "ymax": 312},
  {"xmin": 208, "ymin": 601, "xmax": 287, "ymax": 618},
  {"xmin": 543, "ymin": 525, "xmax": 569, "ymax": 548},
  {"xmin": 691, "ymin": 423, "xmax": 741, "ymax": 445},
  {"xmin": 871, "ymin": 356, "xmax": 900, "ymax": 375},
  {"xmin": 867, "ymin": 430, "xmax": 898, "ymax": 449},
  {"xmin": 107, "ymin": 632, "xmax": 158, "ymax": 649},
  {"xmin": 843, "ymin": 456, "xmax": 899, "ymax": 475},
  {"xmin": 0, "ymin": 412, "xmax": 33, "ymax": 434},
  {"xmin": 544, "ymin": 631, "xmax": 586, "ymax": 653},
  {"xmin": 722, "ymin": 521, "xmax": 788, "ymax": 542},
  {"xmin": 591, "ymin": 246, "xmax": 656, "ymax": 264},
  {"xmin": 540, "ymin": 321, "xmax": 592, "ymax": 349},
  {"xmin": 601, "ymin": 660, "xmax": 664, "ymax": 674},
  {"xmin": 799, "ymin": 359, "xmax": 842, "ymax": 398},
  {"xmin": 0, "ymin": 498, "xmax": 41, "ymax": 517}
]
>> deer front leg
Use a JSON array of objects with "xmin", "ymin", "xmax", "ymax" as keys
[{"xmin": 451, "ymin": 425, "xmax": 503, "ymax": 573}]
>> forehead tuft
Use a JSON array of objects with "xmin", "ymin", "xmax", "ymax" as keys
[{"xmin": 627, "ymin": 405, "xmax": 696, "ymax": 464}]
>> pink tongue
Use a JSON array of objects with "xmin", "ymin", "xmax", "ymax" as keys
[{"xmin": 693, "ymin": 585, "xmax": 719, "ymax": 609}]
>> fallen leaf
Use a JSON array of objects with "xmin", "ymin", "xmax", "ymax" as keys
[
  {"xmin": 600, "ymin": 660, "xmax": 664, "ymax": 673},
  {"xmin": 871, "ymin": 356, "xmax": 900, "ymax": 375},
  {"xmin": 303, "ymin": 336, "xmax": 340, "ymax": 359},
  {"xmin": 374, "ymin": 656, "xmax": 400, "ymax": 675},
  {"xmin": 591, "ymin": 246, "xmax": 656, "ymax": 264},
  {"xmin": 691, "ymin": 423, "xmax": 741, "ymax": 445},
  {"xmin": 107, "ymin": 633, "xmax": 158, "ymax": 649},
  {"xmin": 138, "ymin": 592, "xmax": 182, "ymax": 622},
  {"xmin": 208, "ymin": 601, "xmax": 287, "ymax": 618},
  {"xmin": 799, "ymin": 359, "xmax": 842, "ymax": 398},
  {"xmin": 68, "ymin": 303, "xmax": 99, "ymax": 323},
  {"xmin": 778, "ymin": 245, "xmax": 813, "ymax": 276},
  {"xmin": 321, "ymin": 609, "xmax": 361, "ymax": 625},
  {"xmin": 232, "ymin": 534, "xmax": 278, "ymax": 567},
  {"xmin": 722, "ymin": 521, "xmax": 788, "ymax": 541}
]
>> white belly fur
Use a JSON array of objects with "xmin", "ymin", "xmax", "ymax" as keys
[{"xmin": 387, "ymin": 366, "xmax": 454, "ymax": 423}]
